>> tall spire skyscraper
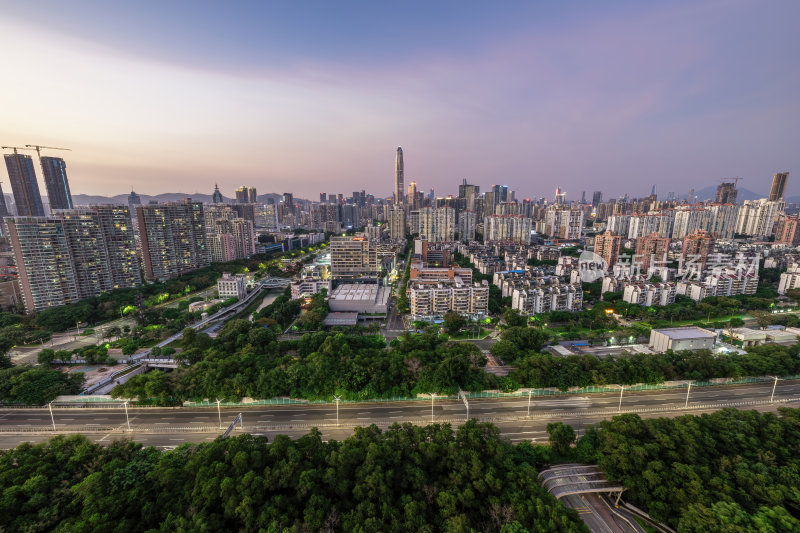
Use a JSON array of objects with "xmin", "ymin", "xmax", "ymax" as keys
[{"xmin": 395, "ymin": 147, "xmax": 404, "ymax": 206}]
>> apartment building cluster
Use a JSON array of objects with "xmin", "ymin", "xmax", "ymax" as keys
[{"xmin": 406, "ymin": 263, "xmax": 489, "ymax": 321}]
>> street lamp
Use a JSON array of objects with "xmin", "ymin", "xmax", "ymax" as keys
[
  {"xmin": 216, "ymin": 399, "xmax": 222, "ymax": 429},
  {"xmin": 527, "ymin": 389, "xmax": 533, "ymax": 417},
  {"xmin": 334, "ymin": 395, "xmax": 341, "ymax": 426},
  {"xmin": 684, "ymin": 381, "xmax": 693, "ymax": 409},
  {"xmin": 770, "ymin": 376, "xmax": 779, "ymax": 403},
  {"xmin": 48, "ymin": 401, "xmax": 56, "ymax": 431},
  {"xmin": 124, "ymin": 401, "xmax": 131, "ymax": 431},
  {"xmin": 430, "ymin": 393, "xmax": 436, "ymax": 424},
  {"xmin": 617, "ymin": 385, "xmax": 624, "ymax": 413}
]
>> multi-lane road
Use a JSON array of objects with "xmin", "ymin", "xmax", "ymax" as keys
[{"xmin": 1, "ymin": 380, "xmax": 798, "ymax": 449}]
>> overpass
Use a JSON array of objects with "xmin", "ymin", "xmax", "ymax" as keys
[{"xmin": 260, "ymin": 277, "xmax": 291, "ymax": 288}]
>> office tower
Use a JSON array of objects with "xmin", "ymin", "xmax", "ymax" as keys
[
  {"xmin": 492, "ymin": 185, "xmax": 509, "ymax": 204},
  {"xmin": 389, "ymin": 207, "xmax": 406, "ymax": 240},
  {"xmin": 682, "ymin": 230, "xmax": 715, "ymax": 273},
  {"xmin": 592, "ymin": 191, "xmax": 602, "ymax": 208},
  {"xmin": 395, "ymin": 147, "xmax": 404, "ymax": 205},
  {"xmin": 636, "ymin": 233, "xmax": 671, "ymax": 273},
  {"xmin": 283, "ymin": 193, "xmax": 295, "ymax": 214},
  {"xmin": 651, "ymin": 184, "xmax": 657, "ymax": 197},
  {"xmin": 330, "ymin": 235, "xmax": 378, "ymax": 279},
  {"xmin": 40, "ymin": 156, "xmax": 73, "ymax": 211},
  {"xmin": 594, "ymin": 230, "xmax": 623, "ymax": 268},
  {"xmin": 248, "ymin": 187, "xmax": 257, "ymax": 204},
  {"xmin": 483, "ymin": 215, "xmax": 532, "ymax": 243},
  {"xmin": 775, "ymin": 216, "xmax": 800, "ymax": 246},
  {"xmin": 418, "ymin": 207, "xmax": 455, "ymax": 242},
  {"xmin": 235, "ymin": 186, "xmax": 249, "ymax": 203},
  {"xmin": 136, "ymin": 201, "xmax": 210, "ymax": 281},
  {"xmin": 580, "ymin": 191, "xmax": 586, "ymax": 204},
  {"xmin": 483, "ymin": 190, "xmax": 496, "ymax": 215},
  {"xmin": 769, "ymin": 172, "xmax": 790, "ymax": 201},
  {"xmin": 458, "ymin": 179, "xmax": 480, "ymax": 212},
  {"xmin": 554, "ymin": 187, "xmax": 566, "ymax": 205},
  {"xmin": 229, "ymin": 203, "xmax": 256, "ymax": 225},
  {"xmin": 715, "ymin": 181, "xmax": 738, "ymax": 204},
  {"xmin": 340, "ymin": 204, "xmax": 360, "ymax": 229},
  {"xmin": 407, "ymin": 181, "xmax": 418, "ymax": 210},
  {"xmin": 8, "ymin": 206, "xmax": 140, "ymax": 312},
  {"xmin": 4, "ymin": 153, "xmax": 44, "ymax": 216},
  {"xmin": 458, "ymin": 211, "xmax": 476, "ymax": 242},
  {"xmin": 319, "ymin": 192, "xmax": 327, "ymax": 203},
  {"xmin": 212, "ymin": 184, "xmax": 224, "ymax": 203}
]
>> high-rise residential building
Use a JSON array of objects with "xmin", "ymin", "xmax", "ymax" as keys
[
  {"xmin": 248, "ymin": 187, "xmax": 257, "ymax": 204},
  {"xmin": 212, "ymin": 184, "xmax": 224, "ymax": 204},
  {"xmin": 544, "ymin": 206, "xmax": 583, "ymax": 239},
  {"xmin": 40, "ymin": 157, "xmax": 73, "ymax": 211},
  {"xmin": 512, "ymin": 284, "xmax": 583, "ymax": 315},
  {"xmin": 775, "ymin": 216, "xmax": 800, "ymax": 246},
  {"xmin": 282, "ymin": 193, "xmax": 295, "ymax": 215},
  {"xmin": 592, "ymin": 191, "xmax": 602, "ymax": 208},
  {"xmin": 594, "ymin": 230, "xmax": 623, "ymax": 268},
  {"xmin": 458, "ymin": 211, "xmax": 477, "ymax": 242},
  {"xmin": 769, "ymin": 172, "xmax": 789, "ymax": 201},
  {"xmin": 735, "ymin": 199, "xmax": 783, "ymax": 237},
  {"xmin": 458, "ymin": 179, "xmax": 480, "ymax": 212},
  {"xmin": 205, "ymin": 205, "xmax": 256, "ymax": 262},
  {"xmin": 418, "ymin": 207, "xmax": 455, "ymax": 242},
  {"xmin": 681, "ymin": 230, "xmax": 715, "ymax": 273},
  {"xmin": 330, "ymin": 235, "xmax": 378, "ymax": 279},
  {"xmin": 136, "ymin": 201, "xmax": 210, "ymax": 281},
  {"xmin": 0, "ymin": 181, "xmax": 9, "ymax": 223},
  {"xmin": 8, "ymin": 206, "xmax": 141, "ymax": 312},
  {"xmin": 235, "ymin": 186, "xmax": 249, "ymax": 204},
  {"xmin": 636, "ymin": 233, "xmax": 671, "ymax": 273},
  {"xmin": 395, "ymin": 147, "xmax": 404, "ymax": 206},
  {"xmin": 4, "ymin": 153, "xmax": 45, "ymax": 216},
  {"xmin": 319, "ymin": 192, "xmax": 327, "ymax": 203},
  {"xmin": 484, "ymin": 215, "xmax": 532, "ymax": 243},
  {"xmin": 715, "ymin": 181, "xmax": 738, "ymax": 204},
  {"xmin": 389, "ymin": 207, "xmax": 406, "ymax": 240}
]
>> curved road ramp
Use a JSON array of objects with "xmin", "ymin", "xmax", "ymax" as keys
[{"xmin": 539, "ymin": 464, "xmax": 669, "ymax": 533}]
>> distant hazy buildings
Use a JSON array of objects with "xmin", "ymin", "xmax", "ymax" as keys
[
  {"xmin": 136, "ymin": 201, "xmax": 210, "ymax": 281},
  {"xmin": 4, "ymin": 153, "xmax": 44, "ymax": 216},
  {"xmin": 715, "ymin": 181, "xmax": 738, "ymax": 204},
  {"xmin": 40, "ymin": 157, "xmax": 73, "ymax": 211}
]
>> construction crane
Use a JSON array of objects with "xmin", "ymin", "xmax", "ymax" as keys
[
  {"xmin": 1, "ymin": 146, "xmax": 35, "ymax": 154},
  {"xmin": 25, "ymin": 144, "xmax": 71, "ymax": 158}
]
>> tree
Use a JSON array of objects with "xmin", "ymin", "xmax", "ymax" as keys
[
  {"xmin": 443, "ymin": 311, "xmax": 466, "ymax": 333},
  {"xmin": 37, "ymin": 349, "xmax": 56, "ymax": 365},
  {"xmin": 503, "ymin": 308, "xmax": 527, "ymax": 328},
  {"xmin": 546, "ymin": 422, "xmax": 576, "ymax": 456}
]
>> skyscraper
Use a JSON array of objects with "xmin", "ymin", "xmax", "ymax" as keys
[
  {"xmin": 235, "ymin": 186, "xmax": 249, "ymax": 203},
  {"xmin": 248, "ymin": 187, "xmax": 257, "ymax": 204},
  {"xmin": 136, "ymin": 201, "xmax": 210, "ymax": 281},
  {"xmin": 592, "ymin": 191, "xmax": 603, "ymax": 208},
  {"xmin": 4, "ymin": 154, "xmax": 44, "ymax": 216},
  {"xmin": 40, "ymin": 156, "xmax": 73, "ymax": 211},
  {"xmin": 769, "ymin": 172, "xmax": 789, "ymax": 201},
  {"xmin": 407, "ymin": 181, "xmax": 418, "ymax": 209},
  {"xmin": 715, "ymin": 182, "xmax": 738, "ymax": 204},
  {"xmin": 594, "ymin": 230, "xmax": 623, "ymax": 268},
  {"xmin": 212, "ymin": 184, "xmax": 224, "ymax": 203},
  {"xmin": 395, "ymin": 147, "xmax": 404, "ymax": 206}
]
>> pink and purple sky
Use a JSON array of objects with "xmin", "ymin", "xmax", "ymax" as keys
[{"xmin": 1, "ymin": 1, "xmax": 797, "ymax": 200}]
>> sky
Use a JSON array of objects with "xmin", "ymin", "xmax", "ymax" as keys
[{"xmin": 1, "ymin": 0, "xmax": 798, "ymax": 201}]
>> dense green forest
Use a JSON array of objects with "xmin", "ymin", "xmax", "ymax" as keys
[
  {"xmin": 0, "ymin": 345, "xmax": 84, "ymax": 405},
  {"xmin": 579, "ymin": 408, "xmax": 800, "ymax": 531},
  {"xmin": 112, "ymin": 323, "xmax": 498, "ymax": 403},
  {"xmin": 0, "ymin": 421, "xmax": 586, "ymax": 532}
]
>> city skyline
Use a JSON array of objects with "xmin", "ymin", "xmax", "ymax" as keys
[{"xmin": 0, "ymin": 1, "xmax": 797, "ymax": 199}]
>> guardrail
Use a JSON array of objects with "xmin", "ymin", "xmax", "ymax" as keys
[{"xmin": 83, "ymin": 363, "xmax": 143, "ymax": 394}]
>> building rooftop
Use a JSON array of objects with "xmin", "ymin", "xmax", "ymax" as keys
[{"xmin": 653, "ymin": 327, "xmax": 716, "ymax": 339}]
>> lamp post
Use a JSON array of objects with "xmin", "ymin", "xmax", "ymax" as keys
[
  {"xmin": 216, "ymin": 399, "xmax": 222, "ymax": 429},
  {"xmin": 618, "ymin": 385, "xmax": 624, "ymax": 413},
  {"xmin": 124, "ymin": 401, "xmax": 131, "ymax": 431},
  {"xmin": 527, "ymin": 389, "xmax": 533, "ymax": 417},
  {"xmin": 771, "ymin": 376, "xmax": 779, "ymax": 403},
  {"xmin": 48, "ymin": 401, "xmax": 56, "ymax": 431},
  {"xmin": 334, "ymin": 395, "xmax": 341, "ymax": 426},
  {"xmin": 430, "ymin": 393, "xmax": 436, "ymax": 424},
  {"xmin": 684, "ymin": 382, "xmax": 692, "ymax": 409}
]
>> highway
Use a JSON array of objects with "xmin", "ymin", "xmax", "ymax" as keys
[{"xmin": 1, "ymin": 380, "xmax": 799, "ymax": 449}]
